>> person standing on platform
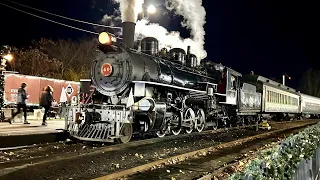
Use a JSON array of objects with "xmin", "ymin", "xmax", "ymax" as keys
[
  {"xmin": 8, "ymin": 83, "xmax": 30, "ymax": 124},
  {"xmin": 40, "ymin": 85, "xmax": 53, "ymax": 126}
]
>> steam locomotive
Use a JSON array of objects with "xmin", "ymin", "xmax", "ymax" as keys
[{"xmin": 62, "ymin": 22, "xmax": 320, "ymax": 143}]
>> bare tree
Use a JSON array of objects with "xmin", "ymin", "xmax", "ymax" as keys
[
  {"xmin": 7, "ymin": 47, "xmax": 61, "ymax": 77},
  {"xmin": 34, "ymin": 38, "xmax": 97, "ymax": 81},
  {"xmin": 7, "ymin": 38, "xmax": 97, "ymax": 81}
]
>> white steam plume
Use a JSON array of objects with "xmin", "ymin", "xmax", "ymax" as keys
[
  {"xmin": 113, "ymin": 0, "xmax": 144, "ymax": 22},
  {"xmin": 135, "ymin": 19, "xmax": 202, "ymax": 62},
  {"xmin": 165, "ymin": 0, "xmax": 207, "ymax": 61},
  {"xmin": 106, "ymin": 0, "xmax": 207, "ymax": 63}
]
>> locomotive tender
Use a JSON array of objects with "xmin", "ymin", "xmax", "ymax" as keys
[{"xmin": 62, "ymin": 22, "xmax": 320, "ymax": 143}]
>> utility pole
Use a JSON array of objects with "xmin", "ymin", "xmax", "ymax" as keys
[{"xmin": 282, "ymin": 73, "xmax": 291, "ymax": 86}]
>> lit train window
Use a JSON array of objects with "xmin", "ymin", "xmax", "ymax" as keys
[
  {"xmin": 273, "ymin": 92, "xmax": 275, "ymax": 103},
  {"xmin": 269, "ymin": 91, "xmax": 271, "ymax": 102},
  {"xmin": 289, "ymin": 96, "xmax": 291, "ymax": 104},
  {"xmin": 289, "ymin": 97, "xmax": 291, "ymax": 105},
  {"xmin": 285, "ymin": 95, "xmax": 287, "ymax": 104},
  {"xmin": 279, "ymin": 93, "xmax": 281, "ymax": 104},
  {"xmin": 293, "ymin": 98, "xmax": 296, "ymax": 105},
  {"xmin": 293, "ymin": 98, "xmax": 295, "ymax": 105}
]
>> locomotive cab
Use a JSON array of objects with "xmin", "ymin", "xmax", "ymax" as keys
[{"xmin": 217, "ymin": 68, "xmax": 241, "ymax": 105}]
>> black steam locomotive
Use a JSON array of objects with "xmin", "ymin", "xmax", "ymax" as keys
[{"xmin": 62, "ymin": 22, "xmax": 320, "ymax": 143}]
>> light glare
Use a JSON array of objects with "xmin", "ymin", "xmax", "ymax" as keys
[
  {"xmin": 3, "ymin": 54, "xmax": 13, "ymax": 61},
  {"xmin": 147, "ymin": 5, "xmax": 156, "ymax": 14}
]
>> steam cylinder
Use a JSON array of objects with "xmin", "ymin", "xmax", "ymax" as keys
[
  {"xmin": 141, "ymin": 37, "xmax": 159, "ymax": 55},
  {"xmin": 169, "ymin": 48, "xmax": 186, "ymax": 65}
]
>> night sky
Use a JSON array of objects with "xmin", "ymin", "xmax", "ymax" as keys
[{"xmin": 0, "ymin": 0, "xmax": 318, "ymax": 89}]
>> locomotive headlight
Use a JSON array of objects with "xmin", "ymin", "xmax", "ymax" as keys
[{"xmin": 99, "ymin": 32, "xmax": 111, "ymax": 45}]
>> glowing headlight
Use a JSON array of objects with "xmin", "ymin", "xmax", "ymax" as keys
[{"xmin": 99, "ymin": 32, "xmax": 111, "ymax": 45}]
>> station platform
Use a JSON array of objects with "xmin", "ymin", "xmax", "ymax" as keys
[
  {"xmin": 0, "ymin": 120, "xmax": 67, "ymax": 148},
  {"xmin": 0, "ymin": 120, "xmax": 65, "ymax": 136}
]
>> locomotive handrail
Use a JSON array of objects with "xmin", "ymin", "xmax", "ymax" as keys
[
  {"xmin": 93, "ymin": 104, "xmax": 123, "ymax": 107},
  {"xmin": 127, "ymin": 45, "xmax": 215, "ymax": 80},
  {"xmin": 132, "ymin": 81, "xmax": 208, "ymax": 94}
]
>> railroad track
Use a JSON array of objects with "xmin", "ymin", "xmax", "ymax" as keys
[
  {"xmin": 0, "ymin": 121, "xmax": 259, "ymax": 171},
  {"xmin": 0, "ymin": 119, "xmax": 292, "ymax": 152},
  {"xmin": 0, "ymin": 119, "xmax": 317, "ymax": 179},
  {"xmin": 95, "ymin": 120, "xmax": 319, "ymax": 180}
]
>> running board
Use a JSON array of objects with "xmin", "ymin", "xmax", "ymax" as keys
[{"xmin": 214, "ymin": 93, "xmax": 226, "ymax": 96}]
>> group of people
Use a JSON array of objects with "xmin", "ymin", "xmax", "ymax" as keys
[{"xmin": 7, "ymin": 83, "xmax": 54, "ymax": 126}]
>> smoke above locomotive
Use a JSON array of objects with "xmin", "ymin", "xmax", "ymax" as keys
[
  {"xmin": 104, "ymin": 0, "xmax": 207, "ymax": 64},
  {"xmin": 113, "ymin": 0, "xmax": 144, "ymax": 23}
]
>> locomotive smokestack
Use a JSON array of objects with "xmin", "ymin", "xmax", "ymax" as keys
[{"xmin": 122, "ymin": 22, "xmax": 136, "ymax": 49}]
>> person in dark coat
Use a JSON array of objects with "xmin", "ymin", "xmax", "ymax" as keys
[
  {"xmin": 40, "ymin": 85, "xmax": 53, "ymax": 126},
  {"xmin": 8, "ymin": 83, "xmax": 30, "ymax": 124}
]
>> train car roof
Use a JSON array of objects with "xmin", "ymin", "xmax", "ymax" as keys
[
  {"xmin": 300, "ymin": 92, "xmax": 320, "ymax": 100},
  {"xmin": 242, "ymin": 74, "xmax": 298, "ymax": 93},
  {"xmin": 200, "ymin": 59, "xmax": 242, "ymax": 77},
  {"xmin": 226, "ymin": 67, "xmax": 242, "ymax": 77}
]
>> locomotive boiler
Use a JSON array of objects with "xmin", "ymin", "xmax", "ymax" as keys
[{"xmin": 62, "ymin": 22, "xmax": 245, "ymax": 143}]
